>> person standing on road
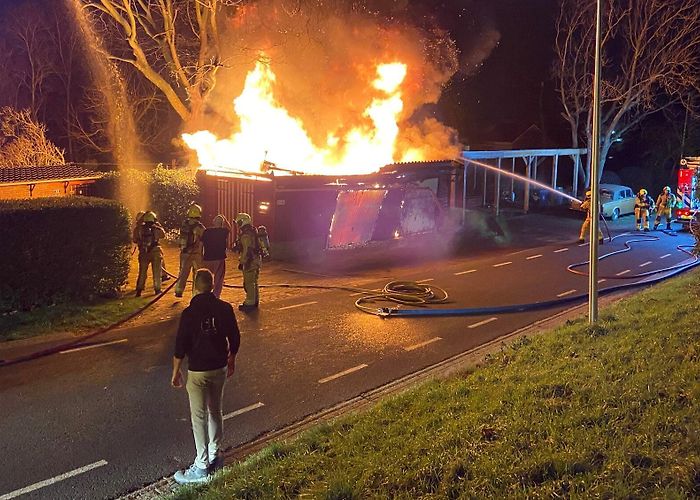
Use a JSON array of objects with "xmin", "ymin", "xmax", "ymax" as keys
[
  {"xmin": 577, "ymin": 190, "xmax": 603, "ymax": 244},
  {"xmin": 175, "ymin": 203, "xmax": 206, "ymax": 298},
  {"xmin": 171, "ymin": 269, "xmax": 240, "ymax": 484},
  {"xmin": 202, "ymin": 214, "xmax": 231, "ymax": 298},
  {"xmin": 133, "ymin": 211, "xmax": 165, "ymax": 296},
  {"xmin": 634, "ymin": 188, "xmax": 654, "ymax": 231},
  {"xmin": 654, "ymin": 186, "xmax": 677, "ymax": 230},
  {"xmin": 233, "ymin": 212, "xmax": 261, "ymax": 311}
]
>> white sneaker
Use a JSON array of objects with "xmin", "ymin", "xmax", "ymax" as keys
[{"xmin": 173, "ymin": 463, "xmax": 209, "ymax": 484}]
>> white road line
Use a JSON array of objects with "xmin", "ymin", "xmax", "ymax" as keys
[
  {"xmin": 223, "ymin": 402, "xmax": 264, "ymax": 420},
  {"xmin": 660, "ymin": 253, "xmax": 671, "ymax": 259},
  {"xmin": 526, "ymin": 254, "xmax": 543, "ymax": 260},
  {"xmin": 0, "ymin": 460, "xmax": 108, "ymax": 500},
  {"xmin": 454, "ymin": 269, "xmax": 477, "ymax": 275},
  {"xmin": 404, "ymin": 337, "xmax": 442, "ymax": 352},
  {"xmin": 616, "ymin": 269, "xmax": 631, "ymax": 276},
  {"xmin": 556, "ymin": 289, "xmax": 577, "ymax": 297},
  {"xmin": 578, "ymin": 242, "xmax": 588, "ymax": 247},
  {"xmin": 554, "ymin": 248, "xmax": 569, "ymax": 253},
  {"xmin": 278, "ymin": 301, "xmax": 318, "ymax": 311},
  {"xmin": 598, "ymin": 278, "xmax": 607, "ymax": 284},
  {"xmin": 319, "ymin": 364, "xmax": 368, "ymax": 384},
  {"xmin": 468, "ymin": 317, "xmax": 498, "ymax": 329},
  {"xmin": 639, "ymin": 261, "xmax": 653, "ymax": 267},
  {"xmin": 492, "ymin": 261, "xmax": 512, "ymax": 268},
  {"xmin": 59, "ymin": 339, "xmax": 127, "ymax": 354},
  {"xmin": 416, "ymin": 278, "xmax": 434, "ymax": 283}
]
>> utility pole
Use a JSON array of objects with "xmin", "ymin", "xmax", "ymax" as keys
[{"xmin": 588, "ymin": 0, "xmax": 603, "ymax": 324}]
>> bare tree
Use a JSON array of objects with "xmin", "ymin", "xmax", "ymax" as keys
[
  {"xmin": 554, "ymin": 0, "xmax": 700, "ymax": 189},
  {"xmin": 81, "ymin": 0, "xmax": 242, "ymax": 128},
  {"xmin": 0, "ymin": 107, "xmax": 66, "ymax": 166}
]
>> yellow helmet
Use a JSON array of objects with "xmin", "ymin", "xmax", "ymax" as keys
[
  {"xmin": 585, "ymin": 190, "xmax": 592, "ymax": 198},
  {"xmin": 187, "ymin": 203, "xmax": 202, "ymax": 218},
  {"xmin": 639, "ymin": 189, "xmax": 647, "ymax": 196},
  {"xmin": 142, "ymin": 211, "xmax": 157, "ymax": 223},
  {"xmin": 663, "ymin": 186, "xmax": 671, "ymax": 193},
  {"xmin": 235, "ymin": 212, "xmax": 252, "ymax": 226}
]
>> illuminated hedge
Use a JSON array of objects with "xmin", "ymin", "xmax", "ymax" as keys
[{"xmin": 0, "ymin": 196, "xmax": 130, "ymax": 311}]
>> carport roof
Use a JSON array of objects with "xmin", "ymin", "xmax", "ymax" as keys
[{"xmin": 0, "ymin": 165, "xmax": 102, "ymax": 185}]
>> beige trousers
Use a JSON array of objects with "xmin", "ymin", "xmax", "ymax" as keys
[
  {"xmin": 242, "ymin": 267, "xmax": 259, "ymax": 305},
  {"xmin": 203, "ymin": 259, "xmax": 226, "ymax": 298},
  {"xmin": 579, "ymin": 215, "xmax": 603, "ymax": 241},
  {"xmin": 175, "ymin": 252, "xmax": 203, "ymax": 295},
  {"xmin": 186, "ymin": 368, "xmax": 227, "ymax": 469},
  {"xmin": 136, "ymin": 247, "xmax": 162, "ymax": 292}
]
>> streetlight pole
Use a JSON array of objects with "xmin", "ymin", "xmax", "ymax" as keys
[{"xmin": 589, "ymin": 0, "xmax": 603, "ymax": 324}]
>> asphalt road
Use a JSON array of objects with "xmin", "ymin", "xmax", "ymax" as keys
[{"xmin": 0, "ymin": 217, "xmax": 695, "ymax": 499}]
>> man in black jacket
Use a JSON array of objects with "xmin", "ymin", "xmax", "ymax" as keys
[{"xmin": 171, "ymin": 269, "xmax": 240, "ymax": 484}]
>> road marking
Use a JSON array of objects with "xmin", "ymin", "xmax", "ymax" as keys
[
  {"xmin": 416, "ymin": 278, "xmax": 434, "ymax": 283},
  {"xmin": 278, "ymin": 301, "xmax": 318, "ymax": 311},
  {"xmin": 492, "ymin": 261, "xmax": 512, "ymax": 268},
  {"xmin": 578, "ymin": 242, "xmax": 588, "ymax": 247},
  {"xmin": 223, "ymin": 402, "xmax": 265, "ymax": 420},
  {"xmin": 616, "ymin": 269, "xmax": 631, "ymax": 276},
  {"xmin": 660, "ymin": 253, "xmax": 671, "ymax": 259},
  {"xmin": 526, "ymin": 254, "xmax": 543, "ymax": 260},
  {"xmin": 59, "ymin": 339, "xmax": 127, "ymax": 354},
  {"xmin": 404, "ymin": 337, "xmax": 442, "ymax": 352},
  {"xmin": 557, "ymin": 289, "xmax": 577, "ymax": 297},
  {"xmin": 0, "ymin": 460, "xmax": 108, "ymax": 500},
  {"xmin": 554, "ymin": 248, "xmax": 569, "ymax": 253},
  {"xmin": 639, "ymin": 261, "xmax": 653, "ymax": 267},
  {"xmin": 454, "ymin": 269, "xmax": 476, "ymax": 275},
  {"xmin": 319, "ymin": 364, "xmax": 368, "ymax": 384},
  {"xmin": 598, "ymin": 279, "xmax": 607, "ymax": 284},
  {"xmin": 468, "ymin": 317, "xmax": 498, "ymax": 329}
]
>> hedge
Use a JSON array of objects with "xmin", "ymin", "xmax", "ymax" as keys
[
  {"xmin": 91, "ymin": 164, "xmax": 199, "ymax": 231},
  {"xmin": 0, "ymin": 197, "xmax": 131, "ymax": 311}
]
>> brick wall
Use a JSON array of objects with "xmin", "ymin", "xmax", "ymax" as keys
[{"xmin": 0, "ymin": 181, "xmax": 94, "ymax": 200}]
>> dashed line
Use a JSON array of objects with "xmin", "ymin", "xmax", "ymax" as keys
[
  {"xmin": 454, "ymin": 269, "xmax": 477, "ymax": 276},
  {"xmin": 554, "ymin": 248, "xmax": 569, "ymax": 253},
  {"xmin": 526, "ymin": 254, "xmax": 543, "ymax": 260},
  {"xmin": 492, "ymin": 261, "xmax": 512, "ymax": 268},
  {"xmin": 660, "ymin": 253, "xmax": 671, "ymax": 259},
  {"xmin": 318, "ymin": 364, "xmax": 368, "ymax": 384},
  {"xmin": 556, "ymin": 289, "xmax": 577, "ymax": 297},
  {"xmin": 278, "ymin": 301, "xmax": 318, "ymax": 311},
  {"xmin": 416, "ymin": 278, "xmax": 434, "ymax": 283},
  {"xmin": 59, "ymin": 339, "xmax": 127, "ymax": 354},
  {"xmin": 616, "ymin": 269, "xmax": 631, "ymax": 276},
  {"xmin": 468, "ymin": 317, "xmax": 498, "ymax": 329},
  {"xmin": 578, "ymin": 242, "xmax": 588, "ymax": 247},
  {"xmin": 223, "ymin": 402, "xmax": 265, "ymax": 420},
  {"xmin": 639, "ymin": 261, "xmax": 653, "ymax": 267},
  {"xmin": 598, "ymin": 278, "xmax": 607, "ymax": 284},
  {"xmin": 0, "ymin": 460, "xmax": 108, "ymax": 499},
  {"xmin": 404, "ymin": 337, "xmax": 442, "ymax": 352}
]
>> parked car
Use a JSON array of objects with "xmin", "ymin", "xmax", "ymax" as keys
[{"xmin": 570, "ymin": 183, "xmax": 637, "ymax": 220}]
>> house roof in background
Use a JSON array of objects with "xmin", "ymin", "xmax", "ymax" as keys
[{"xmin": 0, "ymin": 165, "xmax": 102, "ymax": 186}]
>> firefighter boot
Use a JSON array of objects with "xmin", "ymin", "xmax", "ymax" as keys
[{"xmin": 666, "ymin": 223, "xmax": 672, "ymax": 230}]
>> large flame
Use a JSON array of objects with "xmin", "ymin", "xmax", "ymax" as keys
[{"xmin": 183, "ymin": 59, "xmax": 430, "ymax": 176}]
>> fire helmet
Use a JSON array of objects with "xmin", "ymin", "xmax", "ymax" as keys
[
  {"xmin": 235, "ymin": 212, "xmax": 252, "ymax": 227},
  {"xmin": 663, "ymin": 186, "xmax": 671, "ymax": 193},
  {"xmin": 142, "ymin": 211, "xmax": 157, "ymax": 223},
  {"xmin": 639, "ymin": 189, "xmax": 647, "ymax": 196},
  {"xmin": 187, "ymin": 203, "xmax": 203, "ymax": 218},
  {"xmin": 585, "ymin": 190, "xmax": 592, "ymax": 198}
]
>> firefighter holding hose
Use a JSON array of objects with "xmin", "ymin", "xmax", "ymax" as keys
[
  {"xmin": 233, "ymin": 212, "xmax": 262, "ymax": 311},
  {"xmin": 134, "ymin": 211, "xmax": 165, "ymax": 296},
  {"xmin": 653, "ymin": 186, "xmax": 676, "ymax": 230},
  {"xmin": 578, "ymin": 190, "xmax": 603, "ymax": 244},
  {"xmin": 634, "ymin": 188, "xmax": 655, "ymax": 231}
]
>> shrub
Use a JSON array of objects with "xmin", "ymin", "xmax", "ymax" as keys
[
  {"xmin": 90, "ymin": 164, "xmax": 199, "ymax": 232},
  {"xmin": 0, "ymin": 197, "xmax": 130, "ymax": 311}
]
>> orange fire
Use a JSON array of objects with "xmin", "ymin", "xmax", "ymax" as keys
[{"xmin": 183, "ymin": 58, "xmax": 432, "ymax": 176}]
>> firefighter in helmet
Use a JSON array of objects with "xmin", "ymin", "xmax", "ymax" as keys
[
  {"xmin": 578, "ymin": 190, "xmax": 603, "ymax": 244},
  {"xmin": 654, "ymin": 186, "xmax": 677, "ymax": 230},
  {"xmin": 134, "ymin": 211, "xmax": 165, "ymax": 296},
  {"xmin": 634, "ymin": 188, "xmax": 655, "ymax": 231},
  {"xmin": 233, "ymin": 212, "xmax": 261, "ymax": 311},
  {"xmin": 174, "ymin": 203, "xmax": 206, "ymax": 298}
]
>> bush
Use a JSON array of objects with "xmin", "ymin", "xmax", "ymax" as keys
[
  {"xmin": 0, "ymin": 197, "xmax": 131, "ymax": 311},
  {"xmin": 90, "ymin": 164, "xmax": 199, "ymax": 231}
]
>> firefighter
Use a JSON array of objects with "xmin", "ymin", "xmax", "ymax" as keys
[
  {"xmin": 577, "ymin": 190, "xmax": 603, "ymax": 244},
  {"xmin": 634, "ymin": 188, "xmax": 655, "ymax": 231},
  {"xmin": 175, "ymin": 203, "xmax": 206, "ymax": 298},
  {"xmin": 233, "ymin": 212, "xmax": 261, "ymax": 311},
  {"xmin": 654, "ymin": 186, "xmax": 676, "ymax": 230},
  {"xmin": 134, "ymin": 211, "xmax": 165, "ymax": 296}
]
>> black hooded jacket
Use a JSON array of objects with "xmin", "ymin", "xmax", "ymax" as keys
[{"xmin": 174, "ymin": 292, "xmax": 240, "ymax": 371}]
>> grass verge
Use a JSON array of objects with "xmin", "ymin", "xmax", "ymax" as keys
[
  {"xmin": 0, "ymin": 295, "xmax": 150, "ymax": 342},
  {"xmin": 175, "ymin": 268, "xmax": 700, "ymax": 499}
]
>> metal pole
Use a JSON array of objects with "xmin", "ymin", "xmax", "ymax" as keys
[
  {"xmin": 496, "ymin": 158, "xmax": 502, "ymax": 216},
  {"xmin": 524, "ymin": 157, "xmax": 531, "ymax": 213},
  {"xmin": 589, "ymin": 0, "xmax": 603, "ymax": 324},
  {"xmin": 462, "ymin": 160, "xmax": 467, "ymax": 225},
  {"xmin": 483, "ymin": 167, "xmax": 487, "ymax": 207},
  {"xmin": 552, "ymin": 154, "xmax": 559, "ymax": 189}
]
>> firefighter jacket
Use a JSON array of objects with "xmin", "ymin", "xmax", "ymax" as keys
[
  {"xmin": 237, "ymin": 224, "xmax": 261, "ymax": 271},
  {"xmin": 179, "ymin": 218, "xmax": 205, "ymax": 255},
  {"xmin": 656, "ymin": 192, "xmax": 677, "ymax": 211},
  {"xmin": 579, "ymin": 198, "xmax": 601, "ymax": 216},
  {"xmin": 634, "ymin": 194, "xmax": 654, "ymax": 210},
  {"xmin": 135, "ymin": 222, "xmax": 165, "ymax": 254}
]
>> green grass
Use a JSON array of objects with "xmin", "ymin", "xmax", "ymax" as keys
[
  {"xmin": 175, "ymin": 269, "xmax": 700, "ymax": 499},
  {"xmin": 0, "ymin": 295, "xmax": 151, "ymax": 342}
]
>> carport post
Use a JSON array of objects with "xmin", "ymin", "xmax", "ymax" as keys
[
  {"xmin": 483, "ymin": 166, "xmax": 487, "ymax": 207},
  {"xmin": 461, "ymin": 160, "xmax": 467, "ymax": 225},
  {"xmin": 572, "ymin": 155, "xmax": 580, "ymax": 196},
  {"xmin": 511, "ymin": 157, "xmax": 515, "ymax": 194},
  {"xmin": 495, "ymin": 158, "xmax": 502, "ymax": 216},
  {"xmin": 524, "ymin": 157, "xmax": 531, "ymax": 213},
  {"xmin": 552, "ymin": 155, "xmax": 559, "ymax": 189}
]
